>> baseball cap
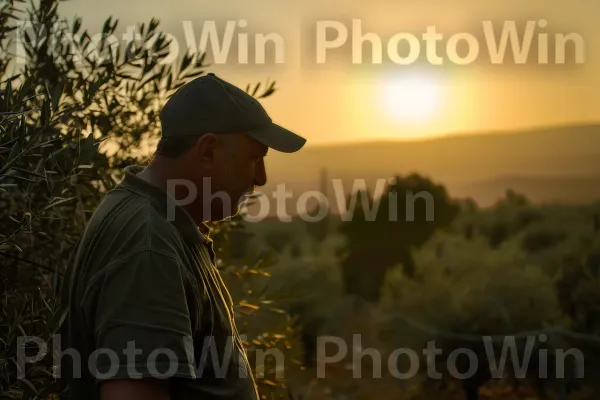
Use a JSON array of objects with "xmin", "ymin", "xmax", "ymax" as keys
[{"xmin": 160, "ymin": 73, "xmax": 306, "ymax": 153}]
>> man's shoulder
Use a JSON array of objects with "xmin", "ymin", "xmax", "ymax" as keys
[{"xmin": 79, "ymin": 184, "xmax": 185, "ymax": 263}]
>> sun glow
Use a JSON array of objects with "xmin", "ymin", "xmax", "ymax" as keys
[{"xmin": 380, "ymin": 73, "xmax": 443, "ymax": 125}]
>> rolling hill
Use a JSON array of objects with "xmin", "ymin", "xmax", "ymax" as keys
[{"xmin": 248, "ymin": 123, "xmax": 600, "ymax": 215}]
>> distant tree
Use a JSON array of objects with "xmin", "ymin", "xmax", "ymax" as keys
[
  {"xmin": 554, "ymin": 249, "xmax": 600, "ymax": 389},
  {"xmin": 264, "ymin": 231, "xmax": 292, "ymax": 253},
  {"xmin": 473, "ymin": 189, "xmax": 540, "ymax": 249},
  {"xmin": 305, "ymin": 168, "xmax": 331, "ymax": 251},
  {"xmin": 337, "ymin": 187, "xmax": 381, "ymax": 301},
  {"xmin": 521, "ymin": 226, "xmax": 567, "ymax": 253},
  {"xmin": 289, "ymin": 242, "xmax": 302, "ymax": 258},
  {"xmin": 464, "ymin": 224, "xmax": 474, "ymax": 239},
  {"xmin": 305, "ymin": 200, "xmax": 330, "ymax": 251},
  {"xmin": 487, "ymin": 222, "xmax": 510, "ymax": 249},
  {"xmin": 496, "ymin": 189, "xmax": 530, "ymax": 208},
  {"xmin": 337, "ymin": 173, "xmax": 460, "ymax": 302},
  {"xmin": 457, "ymin": 197, "xmax": 479, "ymax": 213}
]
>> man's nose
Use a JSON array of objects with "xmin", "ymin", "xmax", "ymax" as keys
[{"xmin": 253, "ymin": 159, "xmax": 267, "ymax": 187}]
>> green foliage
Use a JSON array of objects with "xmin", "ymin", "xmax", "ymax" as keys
[
  {"xmin": 379, "ymin": 173, "xmax": 460, "ymax": 247},
  {"xmin": 473, "ymin": 190, "xmax": 543, "ymax": 249},
  {"xmin": 0, "ymin": 67, "xmax": 105, "ymax": 399},
  {"xmin": 554, "ymin": 229, "xmax": 600, "ymax": 359},
  {"xmin": 377, "ymin": 230, "xmax": 565, "ymax": 396},
  {"xmin": 337, "ymin": 173, "xmax": 460, "ymax": 302},
  {"xmin": 264, "ymin": 231, "xmax": 292, "ymax": 253},
  {"xmin": 304, "ymin": 167, "xmax": 331, "ymax": 250},
  {"xmin": 521, "ymin": 224, "xmax": 567, "ymax": 253},
  {"xmin": 382, "ymin": 231, "xmax": 564, "ymax": 336},
  {"xmin": 204, "ymin": 173, "xmax": 600, "ymax": 398},
  {"xmin": 304, "ymin": 202, "xmax": 331, "ymax": 251},
  {"xmin": 374, "ymin": 200, "xmax": 600, "ymax": 396}
]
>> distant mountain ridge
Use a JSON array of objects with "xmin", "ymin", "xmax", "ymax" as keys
[{"xmin": 254, "ymin": 123, "xmax": 600, "ymax": 213}]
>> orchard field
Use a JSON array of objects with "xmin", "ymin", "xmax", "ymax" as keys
[{"xmin": 220, "ymin": 190, "xmax": 600, "ymax": 399}]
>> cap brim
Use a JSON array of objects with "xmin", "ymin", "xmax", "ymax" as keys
[{"xmin": 246, "ymin": 123, "xmax": 306, "ymax": 153}]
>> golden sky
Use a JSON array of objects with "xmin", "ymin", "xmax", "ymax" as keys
[{"xmin": 59, "ymin": 0, "xmax": 600, "ymax": 146}]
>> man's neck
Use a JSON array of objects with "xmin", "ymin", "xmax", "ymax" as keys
[{"xmin": 137, "ymin": 161, "xmax": 207, "ymax": 227}]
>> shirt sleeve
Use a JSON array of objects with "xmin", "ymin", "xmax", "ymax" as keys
[{"xmin": 88, "ymin": 248, "xmax": 197, "ymax": 382}]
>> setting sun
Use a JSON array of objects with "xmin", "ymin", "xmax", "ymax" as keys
[{"xmin": 380, "ymin": 73, "xmax": 443, "ymax": 125}]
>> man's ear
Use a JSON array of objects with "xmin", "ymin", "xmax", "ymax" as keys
[{"xmin": 193, "ymin": 133, "xmax": 220, "ymax": 168}]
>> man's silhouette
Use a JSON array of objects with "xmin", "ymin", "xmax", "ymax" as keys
[{"xmin": 60, "ymin": 73, "xmax": 306, "ymax": 400}]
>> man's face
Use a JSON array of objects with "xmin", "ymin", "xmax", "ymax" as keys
[{"xmin": 194, "ymin": 133, "xmax": 268, "ymax": 221}]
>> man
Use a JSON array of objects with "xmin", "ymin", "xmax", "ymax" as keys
[{"xmin": 60, "ymin": 73, "xmax": 306, "ymax": 400}]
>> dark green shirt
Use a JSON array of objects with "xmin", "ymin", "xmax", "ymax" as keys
[{"xmin": 60, "ymin": 165, "xmax": 259, "ymax": 400}]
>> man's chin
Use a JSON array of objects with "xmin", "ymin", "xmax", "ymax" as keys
[
  {"xmin": 240, "ymin": 190, "xmax": 259, "ymax": 203},
  {"xmin": 239, "ymin": 192, "xmax": 255, "ymax": 206}
]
